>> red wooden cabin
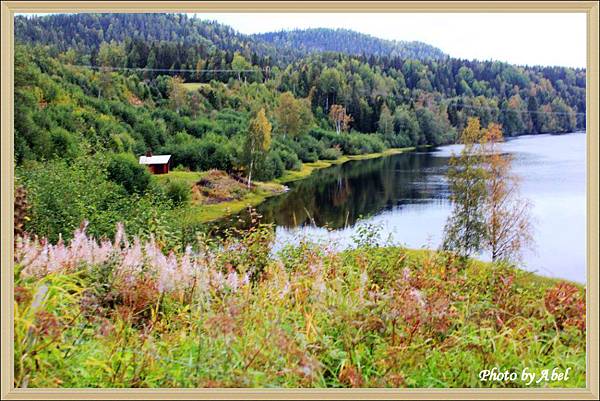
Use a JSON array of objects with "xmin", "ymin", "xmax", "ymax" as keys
[{"xmin": 139, "ymin": 152, "xmax": 171, "ymax": 174}]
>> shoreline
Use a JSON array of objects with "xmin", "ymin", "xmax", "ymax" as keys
[{"xmin": 170, "ymin": 146, "xmax": 419, "ymax": 225}]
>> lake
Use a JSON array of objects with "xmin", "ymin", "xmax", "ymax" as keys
[{"xmin": 231, "ymin": 132, "xmax": 587, "ymax": 283}]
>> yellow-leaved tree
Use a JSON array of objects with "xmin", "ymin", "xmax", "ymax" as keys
[
  {"xmin": 328, "ymin": 104, "xmax": 353, "ymax": 134},
  {"xmin": 168, "ymin": 76, "xmax": 187, "ymax": 114},
  {"xmin": 274, "ymin": 92, "xmax": 313, "ymax": 138},
  {"xmin": 244, "ymin": 108, "xmax": 272, "ymax": 187},
  {"xmin": 481, "ymin": 123, "xmax": 534, "ymax": 262}
]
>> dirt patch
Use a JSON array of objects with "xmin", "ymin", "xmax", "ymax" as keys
[
  {"xmin": 128, "ymin": 94, "xmax": 144, "ymax": 106},
  {"xmin": 192, "ymin": 170, "xmax": 250, "ymax": 204}
]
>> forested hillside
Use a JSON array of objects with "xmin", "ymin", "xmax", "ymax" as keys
[
  {"xmin": 14, "ymin": 13, "xmax": 586, "ymax": 158},
  {"xmin": 14, "ymin": 14, "xmax": 446, "ymax": 67},
  {"xmin": 254, "ymin": 28, "xmax": 447, "ymax": 60},
  {"xmin": 13, "ymin": 13, "xmax": 586, "ymax": 242}
]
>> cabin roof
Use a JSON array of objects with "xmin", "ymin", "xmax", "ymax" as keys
[{"xmin": 139, "ymin": 155, "xmax": 171, "ymax": 165}]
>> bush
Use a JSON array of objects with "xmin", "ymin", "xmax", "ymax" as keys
[
  {"xmin": 340, "ymin": 133, "xmax": 386, "ymax": 155},
  {"xmin": 253, "ymin": 152, "xmax": 285, "ymax": 181},
  {"xmin": 18, "ymin": 156, "xmax": 176, "ymax": 244},
  {"xmin": 308, "ymin": 127, "xmax": 338, "ymax": 144},
  {"xmin": 48, "ymin": 127, "xmax": 81, "ymax": 160},
  {"xmin": 321, "ymin": 147, "xmax": 342, "ymax": 160},
  {"xmin": 162, "ymin": 137, "xmax": 234, "ymax": 172},
  {"xmin": 18, "ymin": 158, "xmax": 125, "ymax": 242},
  {"xmin": 275, "ymin": 149, "xmax": 302, "ymax": 171},
  {"xmin": 106, "ymin": 153, "xmax": 151, "ymax": 195},
  {"xmin": 173, "ymin": 164, "xmax": 188, "ymax": 172},
  {"xmin": 381, "ymin": 132, "xmax": 412, "ymax": 148},
  {"xmin": 308, "ymin": 128, "xmax": 385, "ymax": 156},
  {"xmin": 296, "ymin": 135, "xmax": 324, "ymax": 162},
  {"xmin": 166, "ymin": 180, "xmax": 191, "ymax": 206}
]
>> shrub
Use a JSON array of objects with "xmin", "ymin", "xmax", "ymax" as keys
[
  {"xmin": 321, "ymin": 147, "xmax": 342, "ymax": 160},
  {"xmin": 173, "ymin": 164, "xmax": 188, "ymax": 172},
  {"xmin": 48, "ymin": 127, "xmax": 81, "ymax": 160},
  {"xmin": 340, "ymin": 133, "xmax": 386, "ymax": 155},
  {"xmin": 253, "ymin": 152, "xmax": 285, "ymax": 181},
  {"xmin": 166, "ymin": 180, "xmax": 191, "ymax": 206},
  {"xmin": 106, "ymin": 153, "xmax": 151, "ymax": 195},
  {"xmin": 544, "ymin": 282, "xmax": 586, "ymax": 331},
  {"xmin": 295, "ymin": 135, "xmax": 324, "ymax": 162},
  {"xmin": 275, "ymin": 149, "xmax": 302, "ymax": 171},
  {"xmin": 18, "ymin": 157, "xmax": 124, "ymax": 242},
  {"xmin": 381, "ymin": 132, "xmax": 412, "ymax": 148},
  {"xmin": 162, "ymin": 138, "xmax": 234, "ymax": 172}
]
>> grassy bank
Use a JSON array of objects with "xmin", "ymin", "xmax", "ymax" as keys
[
  {"xmin": 154, "ymin": 170, "xmax": 287, "ymax": 225},
  {"xmin": 275, "ymin": 147, "xmax": 416, "ymax": 184},
  {"xmin": 14, "ymin": 225, "xmax": 586, "ymax": 388},
  {"xmin": 176, "ymin": 183, "xmax": 285, "ymax": 225},
  {"xmin": 157, "ymin": 147, "xmax": 417, "ymax": 225}
]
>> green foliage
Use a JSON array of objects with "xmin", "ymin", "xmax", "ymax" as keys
[
  {"xmin": 442, "ymin": 118, "xmax": 488, "ymax": 258},
  {"xmin": 48, "ymin": 127, "xmax": 82, "ymax": 160},
  {"xmin": 12, "ymin": 16, "xmax": 587, "ymax": 249},
  {"xmin": 18, "ymin": 157, "xmax": 173, "ymax": 243},
  {"xmin": 161, "ymin": 133, "xmax": 236, "ymax": 172},
  {"xmin": 415, "ymin": 107, "xmax": 452, "ymax": 146},
  {"xmin": 320, "ymin": 147, "xmax": 343, "ymax": 161},
  {"xmin": 377, "ymin": 104, "xmax": 394, "ymax": 136},
  {"xmin": 252, "ymin": 152, "xmax": 285, "ymax": 181},
  {"xmin": 10, "ymin": 14, "xmax": 588, "ymax": 389},
  {"xmin": 244, "ymin": 108, "xmax": 273, "ymax": 183},
  {"xmin": 106, "ymin": 153, "xmax": 151, "ymax": 195},
  {"xmin": 273, "ymin": 148, "xmax": 302, "ymax": 171},
  {"xmin": 165, "ymin": 180, "xmax": 191, "ymax": 206},
  {"xmin": 274, "ymin": 92, "xmax": 314, "ymax": 138}
]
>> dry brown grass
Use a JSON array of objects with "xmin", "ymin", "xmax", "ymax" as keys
[{"xmin": 192, "ymin": 169, "xmax": 250, "ymax": 204}]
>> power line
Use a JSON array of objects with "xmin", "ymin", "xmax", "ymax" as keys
[
  {"xmin": 67, "ymin": 64, "xmax": 268, "ymax": 73},
  {"xmin": 447, "ymin": 103, "xmax": 585, "ymax": 116},
  {"xmin": 67, "ymin": 64, "xmax": 585, "ymax": 117}
]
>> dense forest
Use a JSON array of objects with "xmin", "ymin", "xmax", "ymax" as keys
[
  {"xmin": 14, "ymin": 13, "xmax": 586, "ymax": 242},
  {"xmin": 14, "ymin": 14, "xmax": 447, "ymax": 66},
  {"xmin": 254, "ymin": 28, "xmax": 447, "ymax": 60}
]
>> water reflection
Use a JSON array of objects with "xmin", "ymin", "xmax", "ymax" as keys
[
  {"xmin": 255, "ymin": 151, "xmax": 451, "ymax": 229},
  {"xmin": 217, "ymin": 132, "xmax": 586, "ymax": 283}
]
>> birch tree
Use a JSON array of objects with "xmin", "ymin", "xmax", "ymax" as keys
[
  {"xmin": 481, "ymin": 123, "xmax": 534, "ymax": 262},
  {"xmin": 168, "ymin": 76, "xmax": 187, "ymax": 114},
  {"xmin": 329, "ymin": 104, "xmax": 353, "ymax": 134},
  {"xmin": 442, "ymin": 117, "xmax": 488, "ymax": 258},
  {"xmin": 244, "ymin": 108, "xmax": 272, "ymax": 187}
]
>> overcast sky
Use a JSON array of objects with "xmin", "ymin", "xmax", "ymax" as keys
[{"xmin": 191, "ymin": 13, "xmax": 587, "ymax": 68}]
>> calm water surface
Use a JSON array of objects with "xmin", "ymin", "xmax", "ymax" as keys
[{"xmin": 232, "ymin": 132, "xmax": 586, "ymax": 283}]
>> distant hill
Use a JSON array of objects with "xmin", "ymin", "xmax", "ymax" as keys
[
  {"xmin": 254, "ymin": 28, "xmax": 447, "ymax": 60},
  {"xmin": 14, "ymin": 13, "xmax": 270, "ymax": 59},
  {"xmin": 15, "ymin": 14, "xmax": 446, "ymax": 64}
]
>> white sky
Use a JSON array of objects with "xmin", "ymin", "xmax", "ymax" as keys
[{"xmin": 192, "ymin": 13, "xmax": 587, "ymax": 68}]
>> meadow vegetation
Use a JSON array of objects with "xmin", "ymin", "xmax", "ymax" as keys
[{"xmin": 13, "ymin": 222, "xmax": 586, "ymax": 388}]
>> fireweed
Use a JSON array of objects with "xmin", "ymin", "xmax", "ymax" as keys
[{"xmin": 13, "ymin": 223, "xmax": 586, "ymax": 388}]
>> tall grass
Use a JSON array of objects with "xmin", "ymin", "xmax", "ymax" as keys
[{"xmin": 13, "ymin": 222, "xmax": 585, "ymax": 388}]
